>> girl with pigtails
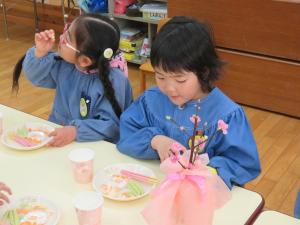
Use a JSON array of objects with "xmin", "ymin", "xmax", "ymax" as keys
[{"xmin": 12, "ymin": 13, "xmax": 133, "ymax": 147}]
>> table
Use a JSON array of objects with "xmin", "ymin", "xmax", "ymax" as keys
[
  {"xmin": 0, "ymin": 104, "xmax": 264, "ymax": 225},
  {"xmin": 253, "ymin": 211, "xmax": 300, "ymax": 225}
]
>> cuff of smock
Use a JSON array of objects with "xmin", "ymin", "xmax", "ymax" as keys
[
  {"xmin": 147, "ymin": 127, "xmax": 164, "ymax": 159},
  {"xmin": 70, "ymin": 119, "xmax": 82, "ymax": 142},
  {"xmin": 26, "ymin": 46, "xmax": 53, "ymax": 60}
]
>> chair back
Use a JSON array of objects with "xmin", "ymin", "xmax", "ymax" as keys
[{"xmin": 157, "ymin": 18, "xmax": 170, "ymax": 32}]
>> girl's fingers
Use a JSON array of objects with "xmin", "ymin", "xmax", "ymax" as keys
[
  {"xmin": 45, "ymin": 30, "xmax": 55, "ymax": 41},
  {"xmin": 40, "ymin": 32, "xmax": 49, "ymax": 41},
  {"xmin": 49, "ymin": 129, "xmax": 57, "ymax": 137},
  {"xmin": 35, "ymin": 33, "xmax": 42, "ymax": 41},
  {"xmin": 159, "ymin": 151, "xmax": 168, "ymax": 162},
  {"xmin": 48, "ymin": 136, "xmax": 63, "ymax": 147},
  {"xmin": 45, "ymin": 29, "xmax": 55, "ymax": 39},
  {"xmin": 47, "ymin": 135, "xmax": 57, "ymax": 146},
  {"xmin": 0, "ymin": 183, "xmax": 11, "ymax": 195},
  {"xmin": 52, "ymin": 139, "xmax": 64, "ymax": 147},
  {"xmin": 158, "ymin": 151, "xmax": 163, "ymax": 162},
  {"xmin": 36, "ymin": 30, "xmax": 53, "ymax": 41},
  {"xmin": 0, "ymin": 192, "xmax": 9, "ymax": 203}
]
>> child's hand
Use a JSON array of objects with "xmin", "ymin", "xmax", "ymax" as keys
[
  {"xmin": 34, "ymin": 29, "xmax": 55, "ymax": 58},
  {"xmin": 0, "ymin": 182, "xmax": 12, "ymax": 206},
  {"xmin": 151, "ymin": 135, "xmax": 186, "ymax": 161},
  {"xmin": 48, "ymin": 126, "xmax": 77, "ymax": 147}
]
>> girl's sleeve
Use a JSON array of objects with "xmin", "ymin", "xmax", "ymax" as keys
[
  {"xmin": 22, "ymin": 47, "xmax": 59, "ymax": 88},
  {"xmin": 70, "ymin": 75, "xmax": 133, "ymax": 143},
  {"xmin": 208, "ymin": 108, "xmax": 261, "ymax": 189},
  {"xmin": 117, "ymin": 95, "xmax": 163, "ymax": 159},
  {"xmin": 70, "ymin": 107, "xmax": 120, "ymax": 143}
]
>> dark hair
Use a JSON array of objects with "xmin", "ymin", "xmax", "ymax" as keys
[
  {"xmin": 12, "ymin": 13, "xmax": 122, "ymax": 117},
  {"xmin": 150, "ymin": 16, "xmax": 224, "ymax": 92}
]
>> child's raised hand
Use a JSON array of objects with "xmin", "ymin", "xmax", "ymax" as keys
[
  {"xmin": 48, "ymin": 126, "xmax": 77, "ymax": 147},
  {"xmin": 151, "ymin": 135, "xmax": 187, "ymax": 161},
  {"xmin": 0, "ymin": 182, "xmax": 12, "ymax": 206},
  {"xmin": 34, "ymin": 29, "xmax": 55, "ymax": 58}
]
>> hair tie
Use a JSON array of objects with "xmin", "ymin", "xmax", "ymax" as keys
[{"xmin": 103, "ymin": 48, "xmax": 113, "ymax": 59}]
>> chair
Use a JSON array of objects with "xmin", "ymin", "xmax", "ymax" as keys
[
  {"xmin": 0, "ymin": 0, "xmax": 41, "ymax": 39},
  {"xmin": 139, "ymin": 18, "xmax": 169, "ymax": 94},
  {"xmin": 0, "ymin": 0, "xmax": 9, "ymax": 39}
]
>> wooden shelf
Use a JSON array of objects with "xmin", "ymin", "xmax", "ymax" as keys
[{"xmin": 112, "ymin": 14, "xmax": 160, "ymax": 24}]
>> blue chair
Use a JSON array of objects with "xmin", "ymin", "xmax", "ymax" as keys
[{"xmin": 295, "ymin": 188, "xmax": 300, "ymax": 219}]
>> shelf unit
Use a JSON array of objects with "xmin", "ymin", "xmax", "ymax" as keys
[
  {"xmin": 106, "ymin": 0, "xmax": 167, "ymax": 64},
  {"xmin": 59, "ymin": 0, "xmax": 167, "ymax": 64}
]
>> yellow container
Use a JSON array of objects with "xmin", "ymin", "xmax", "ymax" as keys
[
  {"xmin": 119, "ymin": 37, "xmax": 144, "ymax": 53},
  {"xmin": 123, "ymin": 52, "xmax": 136, "ymax": 61}
]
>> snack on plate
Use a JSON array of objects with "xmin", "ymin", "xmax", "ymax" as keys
[
  {"xmin": 93, "ymin": 163, "xmax": 157, "ymax": 201},
  {"xmin": 99, "ymin": 172, "xmax": 145, "ymax": 200},
  {"xmin": 1, "ymin": 197, "xmax": 56, "ymax": 225},
  {"xmin": 8, "ymin": 126, "xmax": 50, "ymax": 147}
]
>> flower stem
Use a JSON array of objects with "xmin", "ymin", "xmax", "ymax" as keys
[
  {"xmin": 191, "ymin": 129, "xmax": 221, "ymax": 163},
  {"xmin": 169, "ymin": 149, "xmax": 186, "ymax": 169},
  {"xmin": 189, "ymin": 116, "xmax": 198, "ymax": 164}
]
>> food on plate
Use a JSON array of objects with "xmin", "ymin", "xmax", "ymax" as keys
[{"xmin": 1, "ymin": 197, "xmax": 55, "ymax": 225}]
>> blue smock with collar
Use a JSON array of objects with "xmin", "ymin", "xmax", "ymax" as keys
[
  {"xmin": 117, "ymin": 86, "xmax": 261, "ymax": 188},
  {"xmin": 23, "ymin": 47, "xmax": 133, "ymax": 143}
]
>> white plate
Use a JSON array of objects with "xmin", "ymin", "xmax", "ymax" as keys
[
  {"xmin": 0, "ymin": 195, "xmax": 60, "ymax": 225},
  {"xmin": 93, "ymin": 163, "xmax": 157, "ymax": 201},
  {"xmin": 1, "ymin": 122, "xmax": 54, "ymax": 151}
]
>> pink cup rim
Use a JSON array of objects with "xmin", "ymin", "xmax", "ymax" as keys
[
  {"xmin": 74, "ymin": 191, "xmax": 103, "ymax": 211},
  {"xmin": 68, "ymin": 148, "xmax": 95, "ymax": 163}
]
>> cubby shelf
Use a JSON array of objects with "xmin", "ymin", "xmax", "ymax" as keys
[{"xmin": 106, "ymin": 0, "xmax": 167, "ymax": 64}]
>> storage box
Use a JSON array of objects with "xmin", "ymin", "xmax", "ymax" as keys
[
  {"xmin": 114, "ymin": 0, "xmax": 136, "ymax": 14},
  {"xmin": 120, "ymin": 27, "xmax": 144, "ymax": 41},
  {"xmin": 140, "ymin": 3, "xmax": 167, "ymax": 20},
  {"xmin": 120, "ymin": 37, "xmax": 144, "ymax": 53},
  {"xmin": 122, "ymin": 51, "xmax": 137, "ymax": 61}
]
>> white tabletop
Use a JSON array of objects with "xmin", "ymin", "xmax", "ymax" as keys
[
  {"xmin": 253, "ymin": 211, "xmax": 300, "ymax": 225},
  {"xmin": 0, "ymin": 104, "xmax": 264, "ymax": 225}
]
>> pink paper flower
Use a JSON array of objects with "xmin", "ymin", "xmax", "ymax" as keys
[
  {"xmin": 170, "ymin": 155, "xmax": 179, "ymax": 163},
  {"xmin": 187, "ymin": 162, "xmax": 195, "ymax": 169},
  {"xmin": 190, "ymin": 115, "xmax": 201, "ymax": 124},
  {"xmin": 217, "ymin": 120, "xmax": 229, "ymax": 134},
  {"xmin": 170, "ymin": 142, "xmax": 183, "ymax": 153}
]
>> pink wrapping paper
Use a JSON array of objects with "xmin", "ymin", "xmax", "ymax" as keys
[{"xmin": 142, "ymin": 156, "xmax": 231, "ymax": 225}]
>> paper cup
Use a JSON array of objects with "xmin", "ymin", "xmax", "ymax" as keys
[
  {"xmin": 68, "ymin": 148, "xmax": 95, "ymax": 184},
  {"xmin": 74, "ymin": 191, "xmax": 103, "ymax": 225}
]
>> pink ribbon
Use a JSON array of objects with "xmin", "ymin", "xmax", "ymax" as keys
[{"xmin": 158, "ymin": 172, "xmax": 206, "ymax": 195}]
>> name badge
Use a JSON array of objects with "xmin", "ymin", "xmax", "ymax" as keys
[{"xmin": 80, "ymin": 92, "xmax": 91, "ymax": 118}]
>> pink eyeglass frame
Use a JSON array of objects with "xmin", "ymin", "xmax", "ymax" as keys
[{"xmin": 61, "ymin": 23, "xmax": 80, "ymax": 53}]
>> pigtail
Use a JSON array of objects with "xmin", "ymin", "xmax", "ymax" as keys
[
  {"xmin": 97, "ymin": 55, "xmax": 122, "ymax": 118},
  {"xmin": 12, "ymin": 54, "xmax": 26, "ymax": 92}
]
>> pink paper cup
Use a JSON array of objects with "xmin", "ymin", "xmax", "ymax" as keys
[
  {"xmin": 68, "ymin": 148, "xmax": 95, "ymax": 184},
  {"xmin": 74, "ymin": 191, "xmax": 104, "ymax": 225}
]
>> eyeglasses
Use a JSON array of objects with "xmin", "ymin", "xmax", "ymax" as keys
[{"xmin": 61, "ymin": 23, "xmax": 80, "ymax": 53}]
